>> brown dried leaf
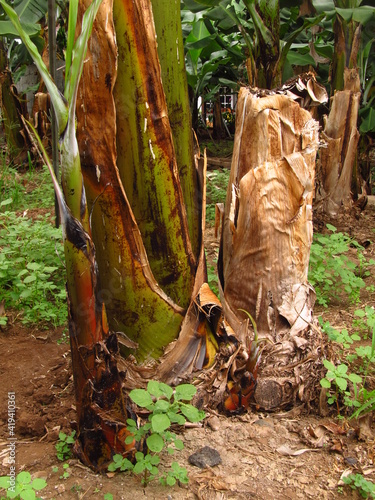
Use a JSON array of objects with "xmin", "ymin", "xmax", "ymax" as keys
[{"xmin": 276, "ymin": 444, "xmax": 320, "ymax": 456}]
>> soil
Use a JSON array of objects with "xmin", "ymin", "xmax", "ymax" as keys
[{"xmin": 1, "ymin": 201, "xmax": 375, "ymax": 500}]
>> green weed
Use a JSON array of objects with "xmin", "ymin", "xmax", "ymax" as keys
[
  {"xmin": 0, "ymin": 471, "xmax": 47, "ymax": 499},
  {"xmin": 59, "ymin": 463, "xmax": 70, "ymax": 480},
  {"xmin": 200, "ymin": 139, "xmax": 234, "ymax": 158},
  {"xmin": 319, "ymin": 317, "xmax": 361, "ymax": 350},
  {"xmin": 108, "ymin": 381, "xmax": 205, "ymax": 486},
  {"xmin": 0, "ymin": 164, "xmax": 54, "ymax": 212},
  {"xmin": 343, "ymin": 473, "xmax": 375, "ymax": 499},
  {"xmin": 320, "ymin": 307, "xmax": 375, "ymax": 418},
  {"xmin": 52, "ymin": 462, "xmax": 71, "ymax": 480},
  {"xmin": 320, "ymin": 359, "xmax": 362, "ymax": 411},
  {"xmin": 55, "ymin": 431, "xmax": 76, "ymax": 461},
  {"xmin": 0, "ymin": 164, "xmax": 22, "ymax": 210},
  {"xmin": 57, "ymin": 328, "xmax": 69, "ymax": 345},
  {"xmin": 309, "ymin": 224, "xmax": 374, "ymax": 307},
  {"xmin": 206, "ymin": 168, "xmax": 229, "ymax": 224},
  {"xmin": 0, "ymin": 210, "xmax": 67, "ymax": 327},
  {"xmin": 23, "ymin": 166, "xmax": 55, "ymax": 211}
]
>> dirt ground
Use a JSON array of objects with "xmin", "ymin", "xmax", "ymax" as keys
[{"xmin": 0, "ymin": 202, "xmax": 375, "ymax": 500}]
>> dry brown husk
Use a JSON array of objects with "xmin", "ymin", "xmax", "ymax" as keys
[
  {"xmin": 217, "ymin": 79, "xmax": 326, "ymax": 410},
  {"xmin": 315, "ymin": 68, "xmax": 361, "ymax": 215}
]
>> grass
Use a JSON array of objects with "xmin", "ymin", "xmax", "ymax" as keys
[
  {"xmin": 0, "ymin": 157, "xmax": 66, "ymax": 328},
  {"xmin": 206, "ymin": 168, "xmax": 230, "ymax": 224},
  {"xmin": 199, "ymin": 138, "xmax": 234, "ymax": 158},
  {"xmin": 308, "ymin": 224, "xmax": 375, "ymax": 307},
  {"xmin": 0, "ymin": 161, "xmax": 55, "ymax": 212}
]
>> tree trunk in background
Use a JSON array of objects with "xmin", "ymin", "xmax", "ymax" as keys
[
  {"xmin": 330, "ymin": 12, "xmax": 361, "ymax": 96},
  {"xmin": 243, "ymin": 0, "xmax": 281, "ymax": 89},
  {"xmin": 213, "ymin": 94, "xmax": 225, "ymax": 139},
  {"xmin": 316, "ymin": 5, "xmax": 364, "ymax": 211},
  {"xmin": 0, "ymin": 39, "xmax": 31, "ymax": 165},
  {"xmin": 299, "ymin": 0, "xmax": 315, "ymax": 16},
  {"xmin": 316, "ymin": 69, "xmax": 361, "ymax": 215},
  {"xmin": 218, "ymin": 82, "xmax": 324, "ymax": 410}
]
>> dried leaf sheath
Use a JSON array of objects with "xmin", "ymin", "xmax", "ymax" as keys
[
  {"xmin": 220, "ymin": 88, "xmax": 318, "ymax": 335},
  {"xmin": 218, "ymin": 86, "xmax": 323, "ymax": 409},
  {"xmin": 316, "ymin": 69, "xmax": 361, "ymax": 215}
]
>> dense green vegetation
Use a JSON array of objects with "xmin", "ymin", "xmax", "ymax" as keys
[{"xmin": 0, "ymin": 163, "xmax": 66, "ymax": 327}]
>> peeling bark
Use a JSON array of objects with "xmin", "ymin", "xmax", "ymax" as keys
[
  {"xmin": 316, "ymin": 68, "xmax": 361, "ymax": 216},
  {"xmin": 218, "ymin": 81, "xmax": 324, "ymax": 409}
]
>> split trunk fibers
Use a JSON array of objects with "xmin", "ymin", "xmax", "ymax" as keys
[
  {"xmin": 218, "ymin": 85, "xmax": 324, "ymax": 410},
  {"xmin": 316, "ymin": 68, "xmax": 361, "ymax": 216}
]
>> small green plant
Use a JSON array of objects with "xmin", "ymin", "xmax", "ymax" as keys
[
  {"xmin": 320, "ymin": 360, "xmax": 362, "ymax": 413},
  {"xmin": 55, "ymin": 430, "xmax": 76, "ymax": 461},
  {"xmin": 207, "ymin": 262, "xmax": 219, "ymax": 297},
  {"xmin": 103, "ymin": 493, "xmax": 114, "ymax": 500},
  {"xmin": 351, "ymin": 307, "xmax": 375, "ymax": 419},
  {"xmin": 70, "ymin": 483, "xmax": 82, "ymax": 494},
  {"xmin": 0, "ymin": 164, "xmax": 22, "ymax": 211},
  {"xmin": 52, "ymin": 462, "xmax": 71, "ymax": 479},
  {"xmin": 0, "ymin": 211, "xmax": 67, "ymax": 327},
  {"xmin": 59, "ymin": 463, "xmax": 70, "ymax": 480},
  {"xmin": 343, "ymin": 473, "xmax": 375, "ymax": 499},
  {"xmin": 200, "ymin": 139, "xmax": 234, "ymax": 158},
  {"xmin": 353, "ymin": 306, "xmax": 375, "ymax": 340},
  {"xmin": 159, "ymin": 462, "xmax": 189, "ymax": 487},
  {"xmin": 320, "ymin": 307, "xmax": 375, "ymax": 417},
  {"xmin": 0, "ymin": 471, "xmax": 47, "ymax": 499},
  {"xmin": 309, "ymin": 224, "xmax": 374, "ymax": 307},
  {"xmin": 206, "ymin": 168, "xmax": 230, "ymax": 223},
  {"xmin": 108, "ymin": 381, "xmax": 205, "ymax": 485},
  {"xmin": 319, "ymin": 317, "xmax": 361, "ymax": 349},
  {"xmin": 0, "ymin": 164, "xmax": 55, "ymax": 213},
  {"xmin": 57, "ymin": 328, "xmax": 69, "ymax": 345}
]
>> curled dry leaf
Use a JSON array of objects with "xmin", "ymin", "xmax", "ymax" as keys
[{"xmin": 276, "ymin": 444, "xmax": 320, "ymax": 456}]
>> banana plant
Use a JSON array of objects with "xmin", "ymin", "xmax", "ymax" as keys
[
  {"xmin": 181, "ymin": 7, "xmax": 242, "ymax": 134},
  {"xmin": 0, "ymin": 0, "xmax": 133, "ymax": 470},
  {"xmin": 313, "ymin": 0, "xmax": 375, "ymax": 214},
  {"xmin": 312, "ymin": 0, "xmax": 375, "ymax": 94},
  {"xmin": 1, "ymin": 0, "xmax": 255, "ymax": 469},
  {"xmin": 0, "ymin": 0, "xmax": 48, "ymax": 164},
  {"xmin": 2, "ymin": 0, "xmax": 266, "ymax": 470},
  {"xmin": 183, "ymin": 0, "xmax": 325, "ymax": 89},
  {"xmin": 0, "ymin": 0, "xmax": 47, "ymax": 36}
]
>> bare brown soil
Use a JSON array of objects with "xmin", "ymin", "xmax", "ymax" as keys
[{"xmin": 0, "ymin": 203, "xmax": 374, "ymax": 500}]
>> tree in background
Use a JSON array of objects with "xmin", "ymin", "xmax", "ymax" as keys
[
  {"xmin": 0, "ymin": 0, "xmax": 47, "ymax": 164},
  {"xmin": 313, "ymin": 0, "xmax": 375, "ymax": 215}
]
